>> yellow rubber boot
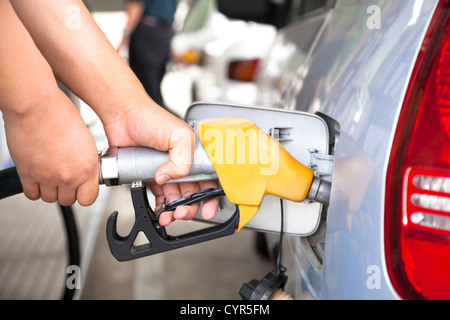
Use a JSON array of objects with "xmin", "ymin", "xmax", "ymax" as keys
[{"xmin": 197, "ymin": 117, "xmax": 314, "ymax": 231}]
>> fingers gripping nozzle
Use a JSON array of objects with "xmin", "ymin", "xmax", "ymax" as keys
[{"xmin": 98, "ymin": 136, "xmax": 218, "ymax": 186}]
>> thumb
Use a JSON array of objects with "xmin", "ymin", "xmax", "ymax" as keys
[{"xmin": 155, "ymin": 127, "xmax": 194, "ymax": 184}]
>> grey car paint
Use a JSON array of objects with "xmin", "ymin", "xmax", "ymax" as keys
[{"xmin": 255, "ymin": 0, "xmax": 438, "ymax": 299}]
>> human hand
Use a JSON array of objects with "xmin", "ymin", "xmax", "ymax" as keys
[
  {"xmin": 102, "ymin": 101, "xmax": 220, "ymax": 226},
  {"xmin": 3, "ymin": 90, "xmax": 99, "ymax": 206}
]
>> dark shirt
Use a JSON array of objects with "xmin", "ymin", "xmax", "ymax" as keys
[{"xmin": 133, "ymin": 0, "xmax": 177, "ymax": 25}]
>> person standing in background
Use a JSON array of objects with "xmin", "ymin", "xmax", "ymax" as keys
[{"xmin": 118, "ymin": 0, "xmax": 177, "ymax": 108}]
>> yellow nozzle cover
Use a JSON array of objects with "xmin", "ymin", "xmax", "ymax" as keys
[{"xmin": 197, "ymin": 117, "xmax": 314, "ymax": 231}]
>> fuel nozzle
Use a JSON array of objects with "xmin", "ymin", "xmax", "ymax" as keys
[
  {"xmin": 99, "ymin": 116, "xmax": 332, "ymax": 234},
  {"xmin": 100, "ymin": 116, "xmax": 332, "ymax": 261}
]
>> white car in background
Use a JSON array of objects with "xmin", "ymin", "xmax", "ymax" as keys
[{"xmin": 165, "ymin": 0, "xmax": 277, "ymax": 116}]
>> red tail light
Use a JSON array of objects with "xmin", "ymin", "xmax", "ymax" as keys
[
  {"xmin": 228, "ymin": 59, "xmax": 260, "ymax": 82},
  {"xmin": 385, "ymin": 1, "xmax": 450, "ymax": 299}
]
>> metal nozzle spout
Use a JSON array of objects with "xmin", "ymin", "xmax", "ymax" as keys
[{"xmin": 306, "ymin": 176, "xmax": 331, "ymax": 207}]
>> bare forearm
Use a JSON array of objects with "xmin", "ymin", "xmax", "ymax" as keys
[
  {"xmin": 9, "ymin": 0, "xmax": 152, "ymax": 124},
  {"xmin": 0, "ymin": 1, "xmax": 59, "ymax": 116}
]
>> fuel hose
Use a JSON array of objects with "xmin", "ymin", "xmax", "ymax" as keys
[{"xmin": 0, "ymin": 166, "xmax": 80, "ymax": 300}]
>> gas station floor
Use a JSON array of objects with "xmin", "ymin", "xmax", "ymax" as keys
[
  {"xmin": 80, "ymin": 185, "xmax": 274, "ymax": 300},
  {"xmin": 0, "ymin": 185, "xmax": 273, "ymax": 300}
]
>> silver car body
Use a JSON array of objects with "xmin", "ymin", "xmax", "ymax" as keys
[{"xmin": 252, "ymin": 0, "xmax": 439, "ymax": 299}]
